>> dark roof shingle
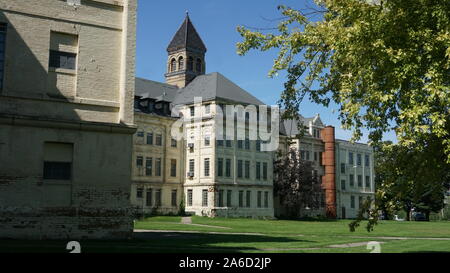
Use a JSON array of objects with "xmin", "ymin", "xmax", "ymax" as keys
[{"xmin": 167, "ymin": 14, "xmax": 207, "ymax": 53}]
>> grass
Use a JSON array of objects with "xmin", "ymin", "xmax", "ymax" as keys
[{"xmin": 1, "ymin": 217, "xmax": 449, "ymax": 253}]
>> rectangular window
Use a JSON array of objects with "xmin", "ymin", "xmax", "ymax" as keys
[
  {"xmin": 341, "ymin": 180, "xmax": 346, "ymax": 190},
  {"xmin": 136, "ymin": 156, "xmax": 143, "ymax": 167},
  {"xmin": 171, "ymin": 138, "xmax": 177, "ymax": 148},
  {"xmin": 256, "ymin": 140, "xmax": 261, "ymax": 152},
  {"xmin": 147, "ymin": 133, "xmax": 153, "ymax": 145},
  {"xmin": 244, "ymin": 161, "xmax": 250, "ymax": 179},
  {"xmin": 314, "ymin": 152, "xmax": 318, "ymax": 162},
  {"xmin": 226, "ymin": 159, "xmax": 231, "ymax": 177},
  {"xmin": 204, "ymin": 158, "xmax": 210, "ymax": 176},
  {"xmin": 190, "ymin": 106, "xmax": 195, "ymax": 117},
  {"xmin": 239, "ymin": 191, "xmax": 244, "ymax": 207},
  {"xmin": 43, "ymin": 162, "xmax": 72, "ymax": 180},
  {"xmin": 136, "ymin": 188, "xmax": 143, "ymax": 199},
  {"xmin": 146, "ymin": 189, "xmax": 152, "ymax": 206},
  {"xmin": 351, "ymin": 196, "xmax": 355, "ymax": 209},
  {"xmin": 145, "ymin": 158, "xmax": 153, "ymax": 176},
  {"xmin": 257, "ymin": 191, "xmax": 262, "ymax": 208},
  {"xmin": 245, "ymin": 138, "xmax": 250, "ymax": 150},
  {"xmin": 137, "ymin": 131, "xmax": 144, "ymax": 138},
  {"xmin": 256, "ymin": 162, "xmax": 261, "ymax": 180},
  {"xmin": 341, "ymin": 163, "xmax": 346, "ymax": 174},
  {"xmin": 264, "ymin": 191, "xmax": 269, "ymax": 208},
  {"xmin": 263, "ymin": 163, "xmax": 268, "ymax": 180},
  {"xmin": 155, "ymin": 158, "xmax": 162, "ymax": 176},
  {"xmin": 237, "ymin": 160, "xmax": 243, "ymax": 178},
  {"xmin": 170, "ymin": 159, "xmax": 177, "ymax": 177},
  {"xmin": 365, "ymin": 175, "xmax": 370, "ymax": 188},
  {"xmin": 306, "ymin": 151, "xmax": 310, "ymax": 161},
  {"xmin": 49, "ymin": 50, "xmax": 76, "ymax": 70},
  {"xmin": 349, "ymin": 152, "xmax": 354, "ymax": 165},
  {"xmin": 204, "ymin": 135, "xmax": 210, "ymax": 146},
  {"xmin": 246, "ymin": 191, "xmax": 251, "ymax": 208},
  {"xmin": 365, "ymin": 155, "xmax": 370, "ymax": 167},
  {"xmin": 218, "ymin": 158, "xmax": 223, "ymax": 177},
  {"xmin": 350, "ymin": 174, "xmax": 355, "ymax": 187},
  {"xmin": 156, "ymin": 134, "xmax": 163, "ymax": 146},
  {"xmin": 0, "ymin": 23, "xmax": 6, "ymax": 90},
  {"xmin": 357, "ymin": 154, "xmax": 362, "ymax": 166},
  {"xmin": 202, "ymin": 189, "xmax": 208, "ymax": 207},
  {"xmin": 319, "ymin": 152, "xmax": 323, "ymax": 165},
  {"xmin": 171, "ymin": 190, "xmax": 177, "ymax": 207},
  {"xmin": 358, "ymin": 175, "xmax": 363, "ymax": 187},
  {"xmin": 189, "ymin": 159, "xmax": 195, "ymax": 174},
  {"xmin": 155, "ymin": 190, "xmax": 162, "ymax": 206},
  {"xmin": 226, "ymin": 140, "xmax": 232, "ymax": 147},
  {"xmin": 42, "ymin": 143, "xmax": 73, "ymax": 181},
  {"xmin": 187, "ymin": 190, "xmax": 193, "ymax": 206},
  {"xmin": 227, "ymin": 190, "xmax": 232, "ymax": 207},
  {"xmin": 237, "ymin": 140, "xmax": 243, "ymax": 149},
  {"xmin": 300, "ymin": 150, "xmax": 306, "ymax": 160},
  {"xmin": 218, "ymin": 190, "xmax": 224, "ymax": 207},
  {"xmin": 205, "ymin": 104, "xmax": 210, "ymax": 114},
  {"xmin": 359, "ymin": 196, "xmax": 363, "ymax": 208},
  {"xmin": 217, "ymin": 139, "xmax": 224, "ymax": 146}
]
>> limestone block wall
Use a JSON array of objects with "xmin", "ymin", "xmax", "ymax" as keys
[{"xmin": 0, "ymin": 121, "xmax": 134, "ymax": 239}]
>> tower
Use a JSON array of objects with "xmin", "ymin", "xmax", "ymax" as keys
[{"xmin": 165, "ymin": 13, "xmax": 207, "ymax": 88}]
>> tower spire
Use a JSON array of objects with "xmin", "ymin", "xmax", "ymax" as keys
[{"xmin": 165, "ymin": 14, "xmax": 207, "ymax": 88}]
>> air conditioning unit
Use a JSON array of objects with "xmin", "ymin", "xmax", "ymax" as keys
[
  {"xmin": 188, "ymin": 143, "xmax": 194, "ymax": 149},
  {"xmin": 187, "ymin": 172, "xmax": 194, "ymax": 178}
]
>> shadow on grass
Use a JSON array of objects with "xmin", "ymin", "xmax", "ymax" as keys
[
  {"xmin": 275, "ymin": 216, "xmax": 340, "ymax": 222},
  {"xmin": 0, "ymin": 232, "xmax": 312, "ymax": 253}
]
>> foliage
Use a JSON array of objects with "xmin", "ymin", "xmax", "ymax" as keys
[
  {"xmin": 274, "ymin": 147, "xmax": 325, "ymax": 218},
  {"xmin": 237, "ymin": 0, "xmax": 450, "ymax": 162}
]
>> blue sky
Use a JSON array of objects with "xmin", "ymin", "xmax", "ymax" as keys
[{"xmin": 135, "ymin": 0, "xmax": 397, "ymax": 143}]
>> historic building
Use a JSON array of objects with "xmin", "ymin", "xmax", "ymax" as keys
[
  {"xmin": 335, "ymin": 139, "xmax": 376, "ymax": 219},
  {"xmin": 0, "ymin": 0, "xmax": 137, "ymax": 239},
  {"xmin": 131, "ymin": 13, "xmax": 375, "ymax": 219}
]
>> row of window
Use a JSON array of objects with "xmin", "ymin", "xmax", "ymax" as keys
[
  {"xmin": 170, "ymin": 56, "xmax": 202, "ymax": 73},
  {"xmin": 300, "ymin": 150, "xmax": 323, "ymax": 164},
  {"xmin": 347, "ymin": 152, "xmax": 371, "ymax": 166},
  {"xmin": 136, "ymin": 157, "xmax": 178, "ymax": 177},
  {"xmin": 136, "ymin": 188, "xmax": 178, "ymax": 207},
  {"xmin": 186, "ymin": 189, "xmax": 270, "ymax": 208},
  {"xmin": 350, "ymin": 195, "xmax": 367, "ymax": 209},
  {"xmin": 136, "ymin": 131, "xmax": 178, "ymax": 147},
  {"xmin": 341, "ymin": 175, "xmax": 371, "ymax": 190},
  {"xmin": 187, "ymin": 158, "xmax": 269, "ymax": 180},
  {"xmin": 340, "ymin": 162, "xmax": 372, "ymax": 174}
]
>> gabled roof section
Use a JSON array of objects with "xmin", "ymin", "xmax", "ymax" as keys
[
  {"xmin": 173, "ymin": 72, "xmax": 265, "ymax": 106},
  {"xmin": 135, "ymin": 77, "xmax": 179, "ymax": 102},
  {"xmin": 167, "ymin": 14, "xmax": 207, "ymax": 53}
]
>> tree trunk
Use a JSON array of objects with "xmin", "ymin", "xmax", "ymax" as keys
[
  {"xmin": 405, "ymin": 208, "xmax": 411, "ymax": 221},
  {"xmin": 425, "ymin": 211, "xmax": 430, "ymax": 221}
]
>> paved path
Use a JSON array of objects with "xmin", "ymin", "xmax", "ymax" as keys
[{"xmin": 180, "ymin": 217, "xmax": 232, "ymax": 229}]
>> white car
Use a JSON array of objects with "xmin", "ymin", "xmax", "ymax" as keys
[{"xmin": 394, "ymin": 215, "xmax": 405, "ymax": 221}]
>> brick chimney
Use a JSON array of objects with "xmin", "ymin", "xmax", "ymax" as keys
[{"xmin": 321, "ymin": 126, "xmax": 337, "ymax": 218}]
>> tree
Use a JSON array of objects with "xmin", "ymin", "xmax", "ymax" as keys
[
  {"xmin": 274, "ymin": 147, "xmax": 325, "ymax": 218},
  {"xmin": 237, "ymin": 0, "xmax": 450, "ymax": 162}
]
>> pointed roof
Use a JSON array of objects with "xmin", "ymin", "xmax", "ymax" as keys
[
  {"xmin": 173, "ymin": 72, "xmax": 264, "ymax": 106},
  {"xmin": 167, "ymin": 13, "xmax": 207, "ymax": 53}
]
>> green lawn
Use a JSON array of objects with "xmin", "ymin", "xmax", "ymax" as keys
[{"xmin": 1, "ymin": 217, "xmax": 449, "ymax": 253}]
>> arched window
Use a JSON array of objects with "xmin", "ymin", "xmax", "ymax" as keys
[
  {"xmin": 170, "ymin": 58, "xmax": 176, "ymax": 72},
  {"xmin": 196, "ymin": 59, "xmax": 202, "ymax": 73},
  {"xmin": 187, "ymin": 56, "xmax": 194, "ymax": 71},
  {"xmin": 178, "ymin": 57, "xmax": 184, "ymax": 71}
]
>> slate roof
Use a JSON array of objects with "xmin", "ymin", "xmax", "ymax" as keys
[
  {"xmin": 167, "ymin": 14, "xmax": 207, "ymax": 53},
  {"xmin": 280, "ymin": 112, "xmax": 324, "ymax": 136},
  {"xmin": 135, "ymin": 77, "xmax": 178, "ymax": 102},
  {"xmin": 172, "ymin": 72, "xmax": 265, "ymax": 106}
]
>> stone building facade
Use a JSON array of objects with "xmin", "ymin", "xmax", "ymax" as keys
[
  {"xmin": 131, "ymin": 14, "xmax": 374, "ymax": 219},
  {"xmin": 0, "ymin": 0, "xmax": 137, "ymax": 239}
]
